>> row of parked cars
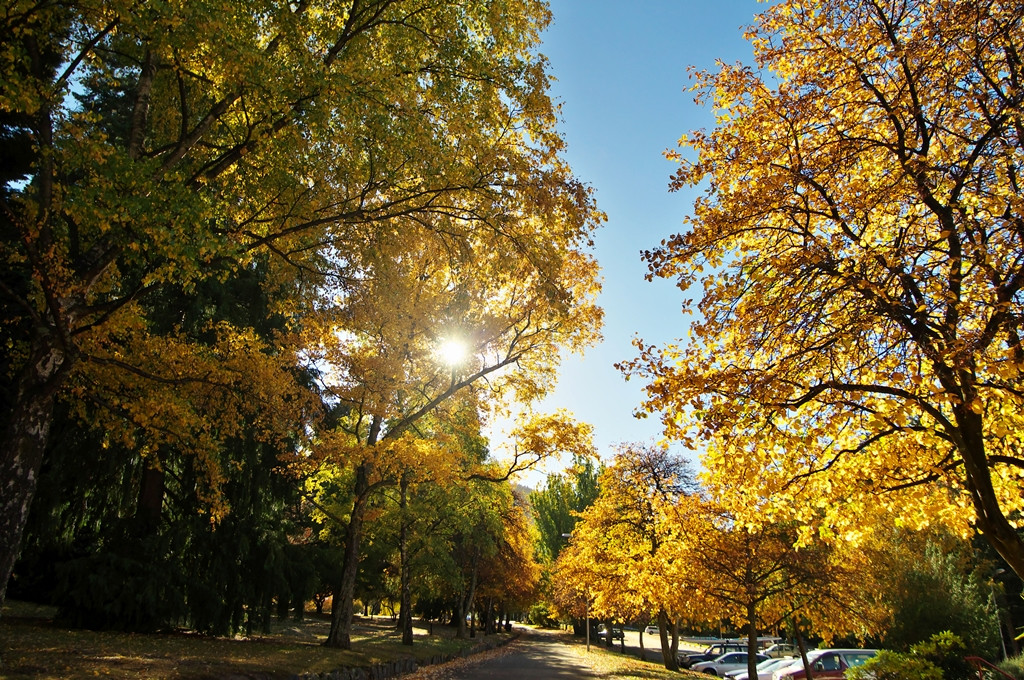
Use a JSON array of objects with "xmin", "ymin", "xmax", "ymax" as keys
[
  {"xmin": 682, "ymin": 642, "xmax": 877, "ymax": 680},
  {"xmin": 681, "ymin": 642, "xmax": 795, "ymax": 670}
]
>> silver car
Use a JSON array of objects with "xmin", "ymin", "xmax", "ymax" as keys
[
  {"xmin": 763, "ymin": 644, "xmax": 799, "ymax": 658},
  {"xmin": 726, "ymin": 656, "xmax": 798, "ymax": 680},
  {"xmin": 694, "ymin": 652, "xmax": 771, "ymax": 676}
]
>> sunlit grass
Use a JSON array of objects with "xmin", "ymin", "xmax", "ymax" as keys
[{"xmin": 0, "ymin": 600, "xmax": 491, "ymax": 680}]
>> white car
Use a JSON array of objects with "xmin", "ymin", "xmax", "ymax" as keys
[
  {"xmin": 645, "ymin": 625, "xmax": 659, "ymax": 635},
  {"xmin": 726, "ymin": 656, "xmax": 798, "ymax": 680},
  {"xmin": 694, "ymin": 652, "xmax": 771, "ymax": 676},
  {"xmin": 763, "ymin": 644, "xmax": 799, "ymax": 658}
]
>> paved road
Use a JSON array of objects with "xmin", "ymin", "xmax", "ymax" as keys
[
  {"xmin": 443, "ymin": 631, "xmax": 597, "ymax": 680},
  {"xmin": 411, "ymin": 627, "xmax": 704, "ymax": 679},
  {"xmin": 593, "ymin": 628, "xmax": 703, "ymax": 665}
]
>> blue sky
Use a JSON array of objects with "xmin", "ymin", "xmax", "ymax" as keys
[{"xmin": 516, "ymin": 1, "xmax": 762, "ymax": 472}]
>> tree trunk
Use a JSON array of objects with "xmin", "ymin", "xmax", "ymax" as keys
[
  {"xmin": 455, "ymin": 559, "xmax": 478, "ymax": 639},
  {"xmin": 957, "ymin": 408, "xmax": 1024, "ymax": 581},
  {"xmin": 656, "ymin": 607, "xmax": 680, "ymax": 671},
  {"xmin": 671, "ymin": 617, "xmax": 681, "ymax": 666},
  {"xmin": 792, "ymin": 616, "xmax": 811, "ymax": 680},
  {"xmin": 746, "ymin": 602, "xmax": 759, "ymax": 680},
  {"xmin": 324, "ymin": 460, "xmax": 372, "ymax": 648},
  {"xmin": 0, "ymin": 339, "xmax": 69, "ymax": 613},
  {"xmin": 398, "ymin": 474, "xmax": 413, "ymax": 646},
  {"xmin": 324, "ymin": 415, "xmax": 384, "ymax": 649},
  {"xmin": 135, "ymin": 458, "xmax": 166, "ymax": 533}
]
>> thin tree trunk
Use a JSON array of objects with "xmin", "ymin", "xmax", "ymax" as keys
[
  {"xmin": 0, "ymin": 339, "xmax": 69, "ymax": 613},
  {"xmin": 792, "ymin": 616, "xmax": 811, "ymax": 680},
  {"xmin": 398, "ymin": 474, "xmax": 413, "ymax": 646},
  {"xmin": 746, "ymin": 602, "xmax": 759, "ymax": 680},
  {"xmin": 135, "ymin": 458, "xmax": 165, "ymax": 533},
  {"xmin": 324, "ymin": 416, "xmax": 383, "ymax": 649},
  {"xmin": 456, "ymin": 559, "xmax": 478, "ymax": 639},
  {"xmin": 671, "ymin": 618, "xmax": 681, "ymax": 666}
]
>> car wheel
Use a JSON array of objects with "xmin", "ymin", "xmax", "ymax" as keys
[{"xmin": 705, "ymin": 671, "xmax": 718, "ymax": 676}]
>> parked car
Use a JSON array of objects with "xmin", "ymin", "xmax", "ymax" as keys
[
  {"xmin": 772, "ymin": 649, "xmax": 877, "ymax": 680},
  {"xmin": 681, "ymin": 642, "xmax": 749, "ymax": 669},
  {"xmin": 763, "ymin": 644, "xmax": 799, "ymax": 658},
  {"xmin": 645, "ymin": 625, "xmax": 659, "ymax": 635},
  {"xmin": 694, "ymin": 652, "xmax": 770, "ymax": 676},
  {"xmin": 726, "ymin": 656, "xmax": 797, "ymax": 680},
  {"xmin": 597, "ymin": 624, "xmax": 624, "ymax": 641}
]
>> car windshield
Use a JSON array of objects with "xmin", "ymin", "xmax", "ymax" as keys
[{"xmin": 842, "ymin": 652, "xmax": 876, "ymax": 668}]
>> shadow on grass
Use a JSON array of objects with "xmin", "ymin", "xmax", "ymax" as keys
[{"xmin": 0, "ymin": 600, "xmax": 501, "ymax": 680}]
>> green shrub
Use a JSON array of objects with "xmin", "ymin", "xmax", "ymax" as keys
[
  {"xmin": 847, "ymin": 650, "xmax": 943, "ymax": 680},
  {"xmin": 910, "ymin": 631, "xmax": 972, "ymax": 680},
  {"xmin": 881, "ymin": 541, "xmax": 1000, "ymax": 658},
  {"xmin": 527, "ymin": 602, "xmax": 557, "ymax": 628},
  {"xmin": 997, "ymin": 654, "xmax": 1024, "ymax": 680}
]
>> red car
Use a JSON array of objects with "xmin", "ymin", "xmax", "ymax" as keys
[{"xmin": 772, "ymin": 649, "xmax": 877, "ymax": 680}]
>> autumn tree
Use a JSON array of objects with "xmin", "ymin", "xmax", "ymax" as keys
[
  {"xmin": 474, "ymin": 487, "xmax": 542, "ymax": 634},
  {"xmin": 550, "ymin": 532, "xmax": 599, "ymax": 642},
  {"xmin": 0, "ymin": 0, "xmax": 602, "ymax": 621},
  {"xmin": 555, "ymin": 443, "xmax": 696, "ymax": 670},
  {"xmin": 623, "ymin": 0, "xmax": 1024, "ymax": 579},
  {"xmin": 334, "ymin": 402, "xmax": 549, "ymax": 646},
  {"xmin": 8, "ymin": 261, "xmax": 316, "ymax": 632},
  {"xmin": 670, "ymin": 496, "xmax": 881, "ymax": 680},
  {"xmin": 309, "ymin": 394, "xmax": 596, "ymax": 647}
]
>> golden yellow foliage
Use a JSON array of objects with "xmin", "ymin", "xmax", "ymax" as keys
[
  {"xmin": 623, "ymin": 0, "xmax": 1024, "ymax": 579},
  {"xmin": 553, "ymin": 444, "xmax": 697, "ymax": 628},
  {"xmin": 0, "ymin": 0, "xmax": 602, "ymax": 626}
]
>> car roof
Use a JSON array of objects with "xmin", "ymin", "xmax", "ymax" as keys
[
  {"xmin": 818, "ymin": 649, "xmax": 878, "ymax": 654},
  {"xmin": 804, "ymin": 649, "xmax": 877, "ymax": 660}
]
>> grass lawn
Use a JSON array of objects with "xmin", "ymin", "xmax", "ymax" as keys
[{"xmin": 0, "ymin": 600, "xmax": 497, "ymax": 679}]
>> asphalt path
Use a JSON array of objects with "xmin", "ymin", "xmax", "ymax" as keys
[
  {"xmin": 407, "ymin": 627, "xmax": 706, "ymax": 679},
  {"xmin": 439, "ymin": 630, "xmax": 598, "ymax": 679},
  {"xmin": 596, "ymin": 628, "xmax": 704, "ymax": 665}
]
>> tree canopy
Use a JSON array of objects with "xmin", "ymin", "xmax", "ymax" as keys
[
  {"xmin": 531, "ymin": 453, "xmax": 601, "ymax": 564},
  {"xmin": 0, "ymin": 0, "xmax": 603, "ymax": 625},
  {"xmin": 553, "ymin": 443, "xmax": 697, "ymax": 670},
  {"xmin": 622, "ymin": 0, "xmax": 1024, "ymax": 579}
]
